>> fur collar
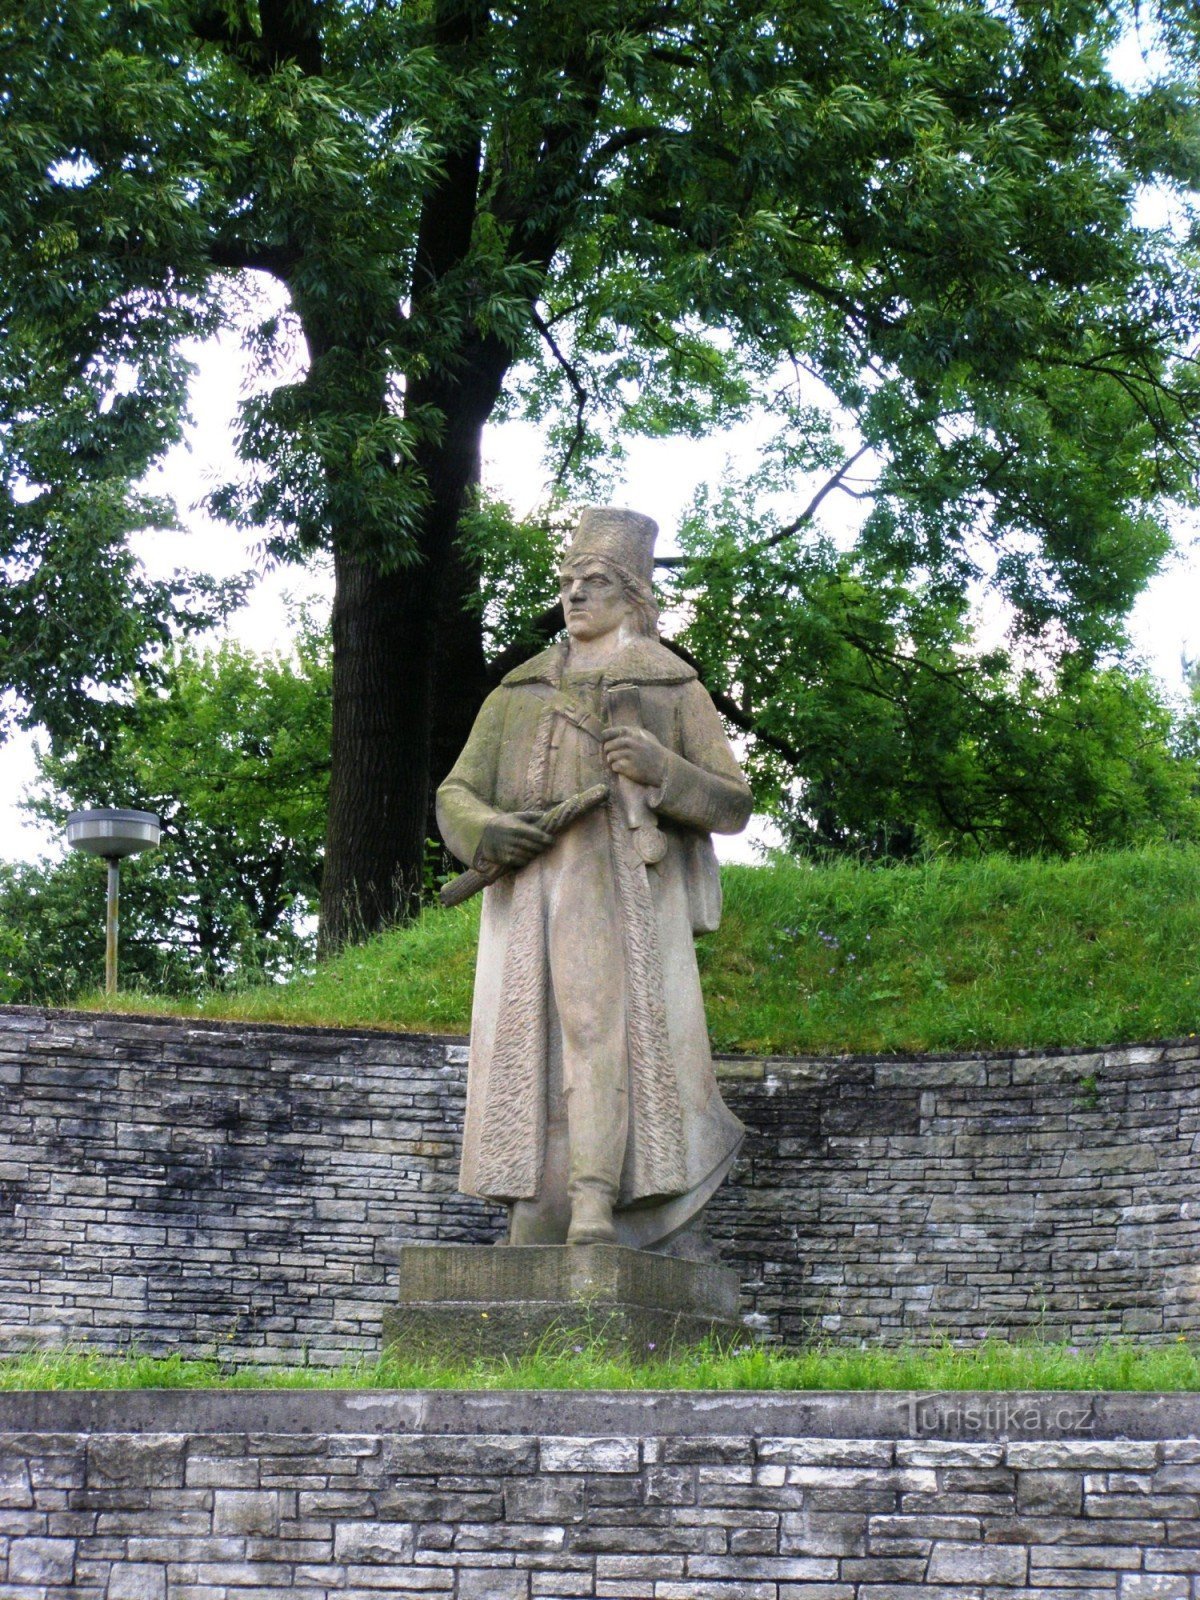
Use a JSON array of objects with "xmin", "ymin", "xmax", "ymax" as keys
[{"xmin": 501, "ymin": 637, "xmax": 697, "ymax": 688}]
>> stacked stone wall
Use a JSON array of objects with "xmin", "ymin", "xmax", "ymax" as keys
[
  {"xmin": 3, "ymin": 1391, "xmax": 1200, "ymax": 1597},
  {"xmin": 3, "ymin": 1007, "xmax": 1199, "ymax": 1358}
]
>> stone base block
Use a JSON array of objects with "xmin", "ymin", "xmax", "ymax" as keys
[{"xmin": 382, "ymin": 1243, "xmax": 745, "ymax": 1358}]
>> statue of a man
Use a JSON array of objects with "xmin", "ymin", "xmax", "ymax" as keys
[{"xmin": 437, "ymin": 507, "xmax": 752, "ymax": 1249}]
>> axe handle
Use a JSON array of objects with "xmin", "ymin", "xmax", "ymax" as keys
[{"xmin": 438, "ymin": 782, "xmax": 609, "ymax": 908}]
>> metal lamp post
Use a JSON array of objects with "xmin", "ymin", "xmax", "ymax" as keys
[{"xmin": 65, "ymin": 809, "xmax": 162, "ymax": 995}]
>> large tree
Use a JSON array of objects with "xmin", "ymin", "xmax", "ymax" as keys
[{"xmin": 2, "ymin": 0, "xmax": 1198, "ymax": 945}]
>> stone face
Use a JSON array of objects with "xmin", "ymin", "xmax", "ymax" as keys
[
  {"xmin": 458, "ymin": 1570, "xmax": 530, "ymax": 1600},
  {"xmin": 6, "ymin": 1005, "xmax": 1200, "ymax": 1356},
  {"xmin": 211, "ymin": 1489, "xmax": 280, "ymax": 1535},
  {"xmin": 8, "ymin": 1537, "xmax": 76, "ymax": 1585},
  {"xmin": 333, "ymin": 1520, "xmax": 416, "ymax": 1563},
  {"xmin": 106, "ymin": 1562, "xmax": 167, "ymax": 1600},
  {"xmin": 1, "ymin": 1399, "xmax": 1200, "ymax": 1596},
  {"xmin": 926, "ymin": 1540, "xmax": 1028, "ymax": 1583}
]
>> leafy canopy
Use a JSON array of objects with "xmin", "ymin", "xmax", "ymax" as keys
[
  {"xmin": 3, "ymin": 1, "xmax": 1197, "ymax": 603},
  {"xmin": 1, "ymin": 0, "xmax": 1199, "ymax": 880}
]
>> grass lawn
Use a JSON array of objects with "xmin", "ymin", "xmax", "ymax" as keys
[
  {"xmin": 71, "ymin": 844, "xmax": 1200, "ymax": 1054},
  {"xmin": 4, "ymin": 1339, "xmax": 1200, "ymax": 1392}
]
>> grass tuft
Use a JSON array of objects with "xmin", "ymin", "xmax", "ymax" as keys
[{"xmin": 4, "ymin": 1338, "xmax": 1200, "ymax": 1391}]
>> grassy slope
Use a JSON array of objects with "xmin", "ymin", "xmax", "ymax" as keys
[{"xmin": 78, "ymin": 845, "xmax": 1200, "ymax": 1054}]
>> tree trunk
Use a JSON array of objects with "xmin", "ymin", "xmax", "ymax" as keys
[
  {"xmin": 318, "ymin": 550, "xmax": 441, "ymax": 951},
  {"xmin": 318, "ymin": 334, "xmax": 509, "ymax": 950},
  {"xmin": 426, "ymin": 527, "xmax": 491, "ymax": 843}
]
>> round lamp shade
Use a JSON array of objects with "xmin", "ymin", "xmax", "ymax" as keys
[{"xmin": 66, "ymin": 808, "xmax": 161, "ymax": 860}]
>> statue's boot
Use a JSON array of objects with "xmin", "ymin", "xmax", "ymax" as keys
[{"xmin": 566, "ymin": 1182, "xmax": 618, "ymax": 1246}]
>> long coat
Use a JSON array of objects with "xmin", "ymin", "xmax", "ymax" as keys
[{"xmin": 437, "ymin": 636, "xmax": 752, "ymax": 1247}]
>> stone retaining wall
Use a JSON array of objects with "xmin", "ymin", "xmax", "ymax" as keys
[
  {"xmin": 3, "ymin": 1006, "xmax": 1200, "ymax": 1358},
  {"xmin": 3, "ymin": 1390, "xmax": 1200, "ymax": 1597}
]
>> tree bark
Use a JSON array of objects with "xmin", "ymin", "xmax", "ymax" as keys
[
  {"xmin": 427, "ymin": 537, "xmax": 491, "ymax": 840},
  {"xmin": 318, "ymin": 337, "xmax": 510, "ymax": 951},
  {"xmin": 319, "ymin": 551, "xmax": 441, "ymax": 950}
]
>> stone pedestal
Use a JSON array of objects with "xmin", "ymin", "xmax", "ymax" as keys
[{"xmin": 381, "ymin": 1243, "xmax": 745, "ymax": 1358}]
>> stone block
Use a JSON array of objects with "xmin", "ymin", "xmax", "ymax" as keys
[
  {"xmin": 382, "ymin": 1436, "xmax": 538, "ymax": 1476},
  {"xmin": 1018, "ymin": 1471, "xmax": 1084, "ymax": 1515},
  {"xmin": 1118, "ymin": 1579, "xmax": 1190, "ymax": 1599},
  {"xmin": 655, "ymin": 1586, "xmax": 775, "ymax": 1600},
  {"xmin": 531, "ymin": 1575, "xmax": 592, "ymax": 1597},
  {"xmin": 88, "ymin": 1438, "xmax": 185, "ymax": 1489},
  {"xmin": 503, "ymin": 1477, "xmax": 587, "ymax": 1522},
  {"xmin": 458, "ymin": 1569, "xmax": 529, "ymax": 1600},
  {"xmin": 212, "ymin": 1490, "xmax": 281, "ymax": 1536},
  {"xmin": 0, "ymin": 1450, "xmax": 33, "ymax": 1510},
  {"xmin": 540, "ymin": 1439, "xmax": 638, "ymax": 1474},
  {"xmin": 334, "ymin": 1521, "xmax": 416, "ymax": 1563},
  {"xmin": 8, "ymin": 1537, "xmax": 76, "ymax": 1586},
  {"xmin": 106, "ymin": 1563, "xmax": 167, "ymax": 1600},
  {"xmin": 780, "ymin": 1510, "xmax": 867, "ymax": 1556},
  {"xmin": 761, "ymin": 1440, "xmax": 894, "ymax": 1467},
  {"xmin": 595, "ymin": 1554, "xmax": 683, "ymax": 1579},
  {"xmin": 926, "ymin": 1540, "xmax": 1027, "ymax": 1583},
  {"xmin": 1008, "ymin": 1443, "xmax": 1159, "ymax": 1471},
  {"xmin": 382, "ymin": 1243, "xmax": 744, "ymax": 1357},
  {"xmin": 776, "ymin": 1588, "xmax": 855, "ymax": 1600},
  {"xmin": 1032, "ymin": 1544, "xmax": 1143, "ymax": 1571}
]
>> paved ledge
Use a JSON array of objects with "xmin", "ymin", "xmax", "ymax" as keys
[
  {"xmin": 5, "ymin": 1391, "xmax": 1198, "ymax": 1599},
  {"xmin": 2, "ymin": 1388, "xmax": 1199, "ymax": 1440}
]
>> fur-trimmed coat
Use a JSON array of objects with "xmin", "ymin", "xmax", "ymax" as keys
[{"xmin": 437, "ymin": 637, "xmax": 752, "ymax": 1242}]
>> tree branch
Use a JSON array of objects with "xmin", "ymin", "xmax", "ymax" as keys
[
  {"xmin": 653, "ymin": 448, "xmax": 876, "ymax": 572},
  {"xmin": 531, "ymin": 307, "xmax": 589, "ymax": 486},
  {"xmin": 658, "ymin": 636, "xmax": 806, "ymax": 765},
  {"xmin": 583, "ymin": 125, "xmax": 671, "ymax": 181},
  {"xmin": 208, "ymin": 240, "xmax": 300, "ymax": 279},
  {"xmin": 411, "ymin": 0, "xmax": 489, "ymax": 298},
  {"xmin": 758, "ymin": 445, "xmax": 875, "ymax": 551}
]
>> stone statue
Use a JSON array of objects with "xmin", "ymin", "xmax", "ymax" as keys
[{"xmin": 437, "ymin": 507, "xmax": 752, "ymax": 1250}]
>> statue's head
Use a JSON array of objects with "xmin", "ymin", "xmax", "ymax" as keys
[{"xmin": 558, "ymin": 507, "xmax": 660, "ymax": 641}]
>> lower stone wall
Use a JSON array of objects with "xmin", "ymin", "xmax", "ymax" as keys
[
  {"xmin": 3, "ymin": 1390, "xmax": 1200, "ymax": 1598},
  {"xmin": 3, "ymin": 1006, "xmax": 1200, "ymax": 1357}
]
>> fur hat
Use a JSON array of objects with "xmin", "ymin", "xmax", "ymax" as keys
[{"xmin": 562, "ymin": 507, "xmax": 658, "ymax": 589}]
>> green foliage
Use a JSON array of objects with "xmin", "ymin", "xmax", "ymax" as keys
[
  {"xmin": 3, "ymin": 0, "xmax": 1199, "ymax": 690},
  {"xmin": 0, "ymin": 850, "xmax": 192, "ymax": 1003},
  {"xmin": 6, "ymin": 1337, "xmax": 1200, "ymax": 1391},
  {"xmin": 701, "ymin": 849, "xmax": 1200, "ymax": 1053},
  {"xmin": 669, "ymin": 470, "xmax": 1200, "ymax": 858},
  {"xmin": 73, "ymin": 847, "xmax": 1200, "ymax": 1055},
  {"xmin": 1, "ymin": 631, "xmax": 331, "ymax": 998},
  {"xmin": 455, "ymin": 496, "xmax": 566, "ymax": 656}
]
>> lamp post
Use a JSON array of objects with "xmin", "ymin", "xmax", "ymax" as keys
[{"xmin": 65, "ymin": 809, "xmax": 162, "ymax": 995}]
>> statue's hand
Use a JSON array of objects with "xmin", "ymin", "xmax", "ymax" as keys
[
  {"xmin": 479, "ymin": 810, "xmax": 555, "ymax": 868},
  {"xmin": 601, "ymin": 725, "xmax": 668, "ymax": 788}
]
